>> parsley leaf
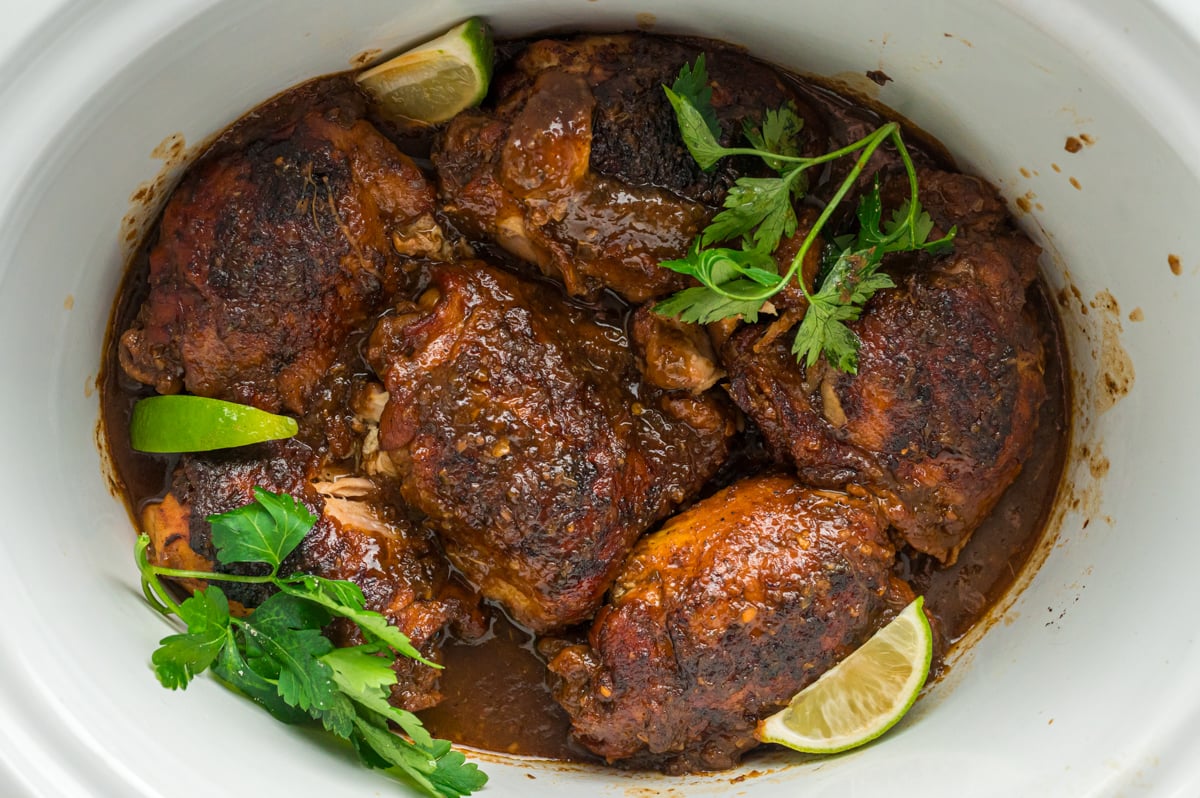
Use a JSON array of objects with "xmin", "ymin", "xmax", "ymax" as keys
[
  {"xmin": 656, "ymin": 245, "xmax": 783, "ymax": 324},
  {"xmin": 791, "ymin": 245, "xmax": 896, "ymax": 371},
  {"xmin": 744, "ymin": 102, "xmax": 805, "ymax": 173},
  {"xmin": 424, "ymin": 747, "xmax": 490, "ymax": 798},
  {"xmin": 663, "ymin": 86, "xmax": 728, "ymax": 170},
  {"xmin": 136, "ymin": 488, "xmax": 487, "ymax": 797},
  {"xmin": 670, "ymin": 53, "xmax": 720, "ymax": 138},
  {"xmin": 208, "ymin": 486, "xmax": 314, "ymax": 571},
  {"xmin": 703, "ymin": 175, "xmax": 799, "ymax": 252},
  {"xmin": 212, "ymin": 640, "xmax": 310, "ymax": 724},
  {"xmin": 323, "ymin": 644, "xmax": 435, "ymax": 748},
  {"xmin": 151, "ymin": 586, "xmax": 231, "ymax": 689},
  {"xmin": 654, "ymin": 283, "xmax": 768, "ymax": 325},
  {"xmin": 353, "ymin": 714, "xmax": 488, "ymax": 798},
  {"xmin": 279, "ymin": 576, "xmax": 437, "ymax": 667},
  {"xmin": 237, "ymin": 595, "xmax": 336, "ymax": 710}
]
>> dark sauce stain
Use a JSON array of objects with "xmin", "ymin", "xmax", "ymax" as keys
[
  {"xmin": 865, "ymin": 69, "xmax": 892, "ymax": 86},
  {"xmin": 1168, "ymin": 253, "xmax": 1182, "ymax": 276},
  {"xmin": 1064, "ymin": 136, "xmax": 1083, "ymax": 153},
  {"xmin": 100, "ymin": 36, "xmax": 1071, "ymax": 762}
]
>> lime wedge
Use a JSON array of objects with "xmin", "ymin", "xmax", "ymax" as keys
[
  {"xmin": 757, "ymin": 596, "xmax": 932, "ymax": 754},
  {"xmin": 356, "ymin": 17, "xmax": 493, "ymax": 124},
  {"xmin": 130, "ymin": 395, "xmax": 299, "ymax": 453}
]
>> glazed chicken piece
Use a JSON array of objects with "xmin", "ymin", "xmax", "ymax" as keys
[
  {"xmin": 724, "ymin": 169, "xmax": 1047, "ymax": 564},
  {"xmin": 544, "ymin": 473, "xmax": 910, "ymax": 773},
  {"xmin": 433, "ymin": 34, "xmax": 817, "ymax": 302},
  {"xmin": 629, "ymin": 306, "xmax": 725, "ymax": 394},
  {"xmin": 141, "ymin": 439, "xmax": 484, "ymax": 710},
  {"xmin": 119, "ymin": 98, "xmax": 446, "ymax": 415},
  {"xmin": 366, "ymin": 261, "xmax": 736, "ymax": 632}
]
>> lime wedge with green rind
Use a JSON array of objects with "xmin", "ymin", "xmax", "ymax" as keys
[
  {"xmin": 756, "ymin": 596, "xmax": 933, "ymax": 754},
  {"xmin": 130, "ymin": 395, "xmax": 298, "ymax": 453},
  {"xmin": 356, "ymin": 17, "xmax": 493, "ymax": 124}
]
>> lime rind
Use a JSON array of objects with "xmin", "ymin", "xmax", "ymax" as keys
[
  {"xmin": 757, "ymin": 596, "xmax": 932, "ymax": 755},
  {"xmin": 130, "ymin": 395, "xmax": 299, "ymax": 453}
]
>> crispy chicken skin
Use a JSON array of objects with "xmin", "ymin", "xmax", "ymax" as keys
[
  {"xmin": 544, "ymin": 474, "xmax": 909, "ymax": 772},
  {"xmin": 433, "ymin": 34, "xmax": 813, "ymax": 302},
  {"xmin": 119, "ymin": 104, "xmax": 442, "ymax": 414},
  {"xmin": 141, "ymin": 439, "xmax": 484, "ymax": 710},
  {"xmin": 724, "ymin": 169, "xmax": 1046, "ymax": 564},
  {"xmin": 366, "ymin": 261, "xmax": 736, "ymax": 632}
]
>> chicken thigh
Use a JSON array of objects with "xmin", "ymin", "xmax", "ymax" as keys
[
  {"xmin": 433, "ymin": 34, "xmax": 815, "ymax": 302},
  {"xmin": 724, "ymin": 169, "xmax": 1047, "ymax": 564},
  {"xmin": 366, "ymin": 261, "xmax": 736, "ymax": 632},
  {"xmin": 120, "ymin": 96, "xmax": 445, "ymax": 414},
  {"xmin": 544, "ymin": 473, "xmax": 909, "ymax": 772}
]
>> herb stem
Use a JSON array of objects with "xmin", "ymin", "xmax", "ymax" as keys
[
  {"xmin": 892, "ymin": 129, "xmax": 923, "ymax": 246},
  {"xmin": 701, "ymin": 122, "xmax": 898, "ymax": 304},
  {"xmin": 148, "ymin": 565, "xmax": 278, "ymax": 585},
  {"xmin": 788, "ymin": 123, "xmax": 897, "ymax": 304},
  {"xmin": 714, "ymin": 126, "xmax": 895, "ymax": 170},
  {"xmin": 135, "ymin": 534, "xmax": 184, "ymax": 616}
]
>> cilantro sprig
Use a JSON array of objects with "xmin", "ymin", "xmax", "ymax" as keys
[
  {"xmin": 658, "ymin": 58, "xmax": 956, "ymax": 373},
  {"xmin": 136, "ymin": 487, "xmax": 486, "ymax": 798}
]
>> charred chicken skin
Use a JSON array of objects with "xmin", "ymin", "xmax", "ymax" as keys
[
  {"xmin": 119, "ymin": 100, "xmax": 444, "ymax": 415},
  {"xmin": 724, "ymin": 169, "xmax": 1046, "ymax": 564},
  {"xmin": 432, "ymin": 34, "xmax": 816, "ymax": 302},
  {"xmin": 141, "ymin": 439, "xmax": 484, "ymax": 710},
  {"xmin": 544, "ymin": 473, "xmax": 910, "ymax": 772},
  {"xmin": 366, "ymin": 261, "xmax": 736, "ymax": 632}
]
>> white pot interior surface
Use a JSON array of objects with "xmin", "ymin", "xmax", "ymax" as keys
[{"xmin": 1, "ymin": 0, "xmax": 1198, "ymax": 795}]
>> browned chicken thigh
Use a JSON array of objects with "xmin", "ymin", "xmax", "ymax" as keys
[
  {"xmin": 141, "ymin": 439, "xmax": 484, "ymax": 710},
  {"xmin": 366, "ymin": 261, "xmax": 736, "ymax": 632},
  {"xmin": 544, "ymin": 473, "xmax": 909, "ymax": 772},
  {"xmin": 724, "ymin": 169, "xmax": 1046, "ymax": 564},
  {"xmin": 433, "ymin": 34, "xmax": 815, "ymax": 302},
  {"xmin": 119, "ymin": 98, "xmax": 445, "ymax": 414}
]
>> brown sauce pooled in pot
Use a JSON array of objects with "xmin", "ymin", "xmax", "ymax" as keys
[{"xmin": 101, "ymin": 34, "xmax": 1069, "ymax": 765}]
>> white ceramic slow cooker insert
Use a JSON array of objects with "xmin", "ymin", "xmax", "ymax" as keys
[{"xmin": 0, "ymin": 1, "xmax": 1198, "ymax": 795}]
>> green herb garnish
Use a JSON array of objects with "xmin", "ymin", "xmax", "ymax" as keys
[
  {"xmin": 136, "ymin": 487, "xmax": 487, "ymax": 798},
  {"xmin": 657, "ymin": 59, "xmax": 956, "ymax": 373}
]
